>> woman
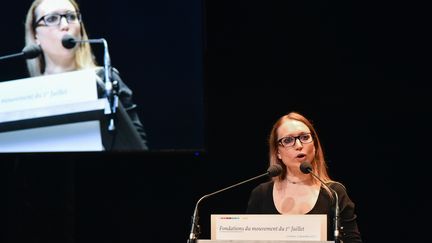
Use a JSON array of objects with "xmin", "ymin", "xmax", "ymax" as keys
[
  {"xmin": 24, "ymin": 0, "xmax": 148, "ymax": 150},
  {"xmin": 247, "ymin": 112, "xmax": 362, "ymax": 243}
]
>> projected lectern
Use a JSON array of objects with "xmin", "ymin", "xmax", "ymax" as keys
[{"xmin": 0, "ymin": 69, "xmax": 144, "ymax": 152}]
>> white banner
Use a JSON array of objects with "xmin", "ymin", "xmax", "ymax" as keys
[
  {"xmin": 0, "ymin": 68, "xmax": 98, "ymax": 113},
  {"xmin": 211, "ymin": 214, "xmax": 327, "ymax": 241},
  {"xmin": 0, "ymin": 68, "xmax": 103, "ymax": 152}
]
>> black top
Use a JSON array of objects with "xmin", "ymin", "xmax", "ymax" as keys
[
  {"xmin": 247, "ymin": 181, "xmax": 362, "ymax": 243},
  {"xmin": 96, "ymin": 67, "xmax": 149, "ymax": 150}
]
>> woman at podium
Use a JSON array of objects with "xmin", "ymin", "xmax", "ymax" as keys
[
  {"xmin": 23, "ymin": 0, "xmax": 148, "ymax": 150},
  {"xmin": 247, "ymin": 112, "xmax": 362, "ymax": 243}
]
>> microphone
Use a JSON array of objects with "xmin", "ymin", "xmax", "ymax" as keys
[
  {"xmin": 61, "ymin": 34, "xmax": 77, "ymax": 49},
  {"xmin": 61, "ymin": 34, "xmax": 118, "ymax": 131},
  {"xmin": 0, "ymin": 44, "xmax": 42, "ymax": 61},
  {"xmin": 187, "ymin": 164, "xmax": 283, "ymax": 243},
  {"xmin": 61, "ymin": 34, "xmax": 109, "ymax": 49},
  {"xmin": 300, "ymin": 161, "xmax": 340, "ymax": 242}
]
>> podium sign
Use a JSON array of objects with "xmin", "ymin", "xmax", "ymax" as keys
[
  {"xmin": 0, "ymin": 69, "xmax": 106, "ymax": 152},
  {"xmin": 211, "ymin": 214, "xmax": 327, "ymax": 241},
  {"xmin": 199, "ymin": 241, "xmax": 333, "ymax": 243},
  {"xmin": 0, "ymin": 68, "xmax": 99, "ymax": 112}
]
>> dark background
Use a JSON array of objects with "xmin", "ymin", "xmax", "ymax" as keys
[{"xmin": 2, "ymin": 0, "xmax": 431, "ymax": 242}]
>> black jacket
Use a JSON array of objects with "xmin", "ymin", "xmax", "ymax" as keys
[
  {"xmin": 96, "ymin": 67, "xmax": 148, "ymax": 151},
  {"xmin": 247, "ymin": 180, "xmax": 362, "ymax": 243}
]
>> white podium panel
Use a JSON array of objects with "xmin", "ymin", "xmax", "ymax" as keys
[
  {"xmin": 198, "ymin": 241, "xmax": 333, "ymax": 243},
  {"xmin": 0, "ymin": 120, "xmax": 103, "ymax": 152},
  {"xmin": 0, "ymin": 69, "xmax": 106, "ymax": 152},
  {"xmin": 211, "ymin": 214, "xmax": 327, "ymax": 241},
  {"xmin": 0, "ymin": 68, "xmax": 99, "ymax": 112}
]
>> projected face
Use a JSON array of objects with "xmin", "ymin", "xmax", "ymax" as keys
[{"xmin": 33, "ymin": 0, "xmax": 81, "ymax": 73}]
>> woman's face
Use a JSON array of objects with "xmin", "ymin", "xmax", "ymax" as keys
[
  {"xmin": 276, "ymin": 119, "xmax": 316, "ymax": 171},
  {"xmin": 34, "ymin": 0, "xmax": 80, "ymax": 62}
]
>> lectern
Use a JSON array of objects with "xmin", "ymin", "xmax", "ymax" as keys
[
  {"xmin": 198, "ymin": 241, "xmax": 334, "ymax": 243},
  {"xmin": 0, "ymin": 98, "xmax": 107, "ymax": 152},
  {"xmin": 195, "ymin": 215, "xmax": 333, "ymax": 243},
  {"xmin": 0, "ymin": 68, "xmax": 145, "ymax": 152}
]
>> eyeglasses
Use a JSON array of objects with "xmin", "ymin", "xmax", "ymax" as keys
[
  {"xmin": 277, "ymin": 133, "xmax": 313, "ymax": 148},
  {"xmin": 34, "ymin": 12, "xmax": 81, "ymax": 28}
]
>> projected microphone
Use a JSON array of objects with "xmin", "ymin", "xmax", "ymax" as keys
[
  {"xmin": 300, "ymin": 161, "xmax": 340, "ymax": 243},
  {"xmin": 61, "ymin": 34, "xmax": 77, "ymax": 49},
  {"xmin": 61, "ymin": 34, "xmax": 107, "ymax": 49},
  {"xmin": 0, "ymin": 44, "xmax": 41, "ymax": 61},
  {"xmin": 62, "ymin": 34, "xmax": 118, "ymax": 131},
  {"xmin": 187, "ymin": 164, "xmax": 282, "ymax": 243}
]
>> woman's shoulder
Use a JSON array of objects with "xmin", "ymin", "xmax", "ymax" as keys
[
  {"xmin": 327, "ymin": 180, "xmax": 351, "ymax": 196},
  {"xmin": 93, "ymin": 66, "xmax": 132, "ymax": 94},
  {"xmin": 327, "ymin": 180, "xmax": 345, "ymax": 188},
  {"xmin": 94, "ymin": 66, "xmax": 121, "ymax": 78},
  {"xmin": 252, "ymin": 180, "xmax": 274, "ymax": 193}
]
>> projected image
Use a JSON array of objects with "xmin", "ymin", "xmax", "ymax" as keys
[{"xmin": 0, "ymin": 0, "xmax": 205, "ymax": 153}]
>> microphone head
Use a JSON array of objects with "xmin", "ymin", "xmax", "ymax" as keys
[
  {"xmin": 267, "ymin": 164, "xmax": 283, "ymax": 177},
  {"xmin": 61, "ymin": 34, "xmax": 77, "ymax": 49},
  {"xmin": 300, "ymin": 161, "xmax": 313, "ymax": 174},
  {"xmin": 22, "ymin": 44, "xmax": 42, "ymax": 59}
]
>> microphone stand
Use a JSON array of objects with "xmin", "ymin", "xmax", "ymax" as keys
[
  {"xmin": 309, "ymin": 173, "xmax": 341, "ymax": 243},
  {"xmin": 0, "ymin": 52, "xmax": 24, "ymax": 61},
  {"xmin": 100, "ymin": 38, "xmax": 118, "ymax": 132},
  {"xmin": 85, "ymin": 38, "xmax": 118, "ymax": 131},
  {"xmin": 187, "ymin": 167, "xmax": 281, "ymax": 243},
  {"xmin": 61, "ymin": 35, "xmax": 118, "ymax": 131},
  {"xmin": 301, "ymin": 163, "xmax": 341, "ymax": 243},
  {"xmin": 0, "ymin": 44, "xmax": 42, "ymax": 61}
]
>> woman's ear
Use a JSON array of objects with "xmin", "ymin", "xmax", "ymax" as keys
[{"xmin": 277, "ymin": 151, "xmax": 281, "ymax": 160}]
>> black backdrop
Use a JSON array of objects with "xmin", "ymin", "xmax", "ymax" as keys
[{"xmin": 2, "ymin": 0, "xmax": 431, "ymax": 242}]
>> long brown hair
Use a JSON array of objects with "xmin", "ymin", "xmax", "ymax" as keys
[{"xmin": 24, "ymin": 0, "xmax": 96, "ymax": 76}]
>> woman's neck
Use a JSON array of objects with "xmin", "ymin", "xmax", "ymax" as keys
[
  {"xmin": 285, "ymin": 167, "xmax": 312, "ymax": 184},
  {"xmin": 285, "ymin": 175, "xmax": 312, "ymax": 185},
  {"xmin": 44, "ymin": 65, "xmax": 77, "ymax": 75},
  {"xmin": 43, "ymin": 57, "xmax": 77, "ymax": 75}
]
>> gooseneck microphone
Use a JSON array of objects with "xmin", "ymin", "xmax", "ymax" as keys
[
  {"xmin": 0, "ymin": 44, "xmax": 42, "ymax": 61},
  {"xmin": 62, "ymin": 34, "xmax": 118, "ymax": 131},
  {"xmin": 61, "ymin": 34, "xmax": 78, "ymax": 49},
  {"xmin": 300, "ymin": 161, "xmax": 340, "ymax": 243},
  {"xmin": 187, "ymin": 164, "xmax": 283, "ymax": 243},
  {"xmin": 61, "ymin": 34, "xmax": 108, "ymax": 51}
]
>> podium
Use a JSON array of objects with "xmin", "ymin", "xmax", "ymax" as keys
[
  {"xmin": 198, "ymin": 241, "xmax": 334, "ymax": 243},
  {"xmin": 0, "ymin": 69, "xmax": 146, "ymax": 152},
  {"xmin": 0, "ymin": 98, "xmax": 107, "ymax": 152},
  {"xmin": 208, "ymin": 214, "xmax": 328, "ymax": 242},
  {"xmin": 0, "ymin": 99, "xmax": 107, "ymax": 132}
]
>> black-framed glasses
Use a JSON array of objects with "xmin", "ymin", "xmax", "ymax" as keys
[
  {"xmin": 34, "ymin": 11, "xmax": 81, "ymax": 28},
  {"xmin": 277, "ymin": 133, "xmax": 313, "ymax": 148}
]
